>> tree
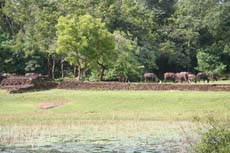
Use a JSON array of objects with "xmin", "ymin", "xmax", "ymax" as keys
[
  {"xmin": 56, "ymin": 14, "xmax": 116, "ymax": 81},
  {"xmin": 0, "ymin": 0, "xmax": 27, "ymax": 74},
  {"xmin": 163, "ymin": 0, "xmax": 229, "ymax": 75},
  {"xmin": 197, "ymin": 50, "xmax": 226, "ymax": 75},
  {"xmin": 116, "ymin": 1, "xmax": 158, "ymax": 72},
  {"xmin": 2, "ymin": 0, "xmax": 48, "ymax": 74},
  {"xmin": 105, "ymin": 31, "xmax": 140, "ymax": 81},
  {"xmin": 203, "ymin": 2, "xmax": 230, "ymax": 73},
  {"xmin": 33, "ymin": 0, "xmax": 61, "ymax": 79}
]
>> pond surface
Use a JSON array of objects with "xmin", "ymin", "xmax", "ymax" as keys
[{"xmin": 0, "ymin": 121, "xmax": 205, "ymax": 153}]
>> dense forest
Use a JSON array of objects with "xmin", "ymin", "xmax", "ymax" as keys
[{"xmin": 0, "ymin": 0, "xmax": 229, "ymax": 81}]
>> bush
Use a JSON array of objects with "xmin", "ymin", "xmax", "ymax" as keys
[{"xmin": 196, "ymin": 127, "xmax": 230, "ymax": 153}]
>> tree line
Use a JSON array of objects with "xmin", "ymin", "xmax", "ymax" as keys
[{"xmin": 0, "ymin": 0, "xmax": 229, "ymax": 81}]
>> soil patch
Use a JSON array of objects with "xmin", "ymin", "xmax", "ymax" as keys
[{"xmin": 39, "ymin": 100, "xmax": 69, "ymax": 110}]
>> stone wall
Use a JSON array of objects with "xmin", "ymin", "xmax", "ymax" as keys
[{"xmin": 57, "ymin": 81, "xmax": 230, "ymax": 91}]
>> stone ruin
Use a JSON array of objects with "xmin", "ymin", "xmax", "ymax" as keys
[
  {"xmin": 0, "ymin": 73, "xmax": 47, "ymax": 86},
  {"xmin": 0, "ymin": 73, "xmax": 55, "ymax": 93}
]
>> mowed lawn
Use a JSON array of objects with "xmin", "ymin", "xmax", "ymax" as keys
[{"xmin": 0, "ymin": 89, "xmax": 229, "ymax": 124}]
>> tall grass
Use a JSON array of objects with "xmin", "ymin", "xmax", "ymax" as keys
[{"xmin": 0, "ymin": 120, "xmax": 202, "ymax": 152}]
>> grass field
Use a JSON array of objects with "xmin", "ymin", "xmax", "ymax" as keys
[
  {"xmin": 0, "ymin": 89, "xmax": 229, "ymax": 124},
  {"xmin": 0, "ymin": 89, "xmax": 229, "ymax": 152}
]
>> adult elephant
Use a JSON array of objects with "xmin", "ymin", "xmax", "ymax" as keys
[
  {"xmin": 175, "ymin": 72, "xmax": 189, "ymax": 83},
  {"xmin": 197, "ymin": 72, "xmax": 209, "ymax": 83},
  {"xmin": 117, "ymin": 76, "xmax": 128, "ymax": 82},
  {"xmin": 144, "ymin": 73, "xmax": 159, "ymax": 82},
  {"xmin": 164, "ymin": 72, "xmax": 176, "ymax": 82},
  {"xmin": 188, "ymin": 73, "xmax": 196, "ymax": 83}
]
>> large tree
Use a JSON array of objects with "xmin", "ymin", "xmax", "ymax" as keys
[
  {"xmin": 158, "ymin": 0, "xmax": 229, "ymax": 75},
  {"xmin": 104, "ymin": 31, "xmax": 140, "ymax": 81},
  {"xmin": 56, "ymin": 14, "xmax": 116, "ymax": 81}
]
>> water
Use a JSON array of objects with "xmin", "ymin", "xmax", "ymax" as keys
[{"xmin": 0, "ymin": 121, "xmax": 204, "ymax": 153}]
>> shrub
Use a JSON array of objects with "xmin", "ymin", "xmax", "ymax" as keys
[{"xmin": 196, "ymin": 127, "xmax": 230, "ymax": 153}]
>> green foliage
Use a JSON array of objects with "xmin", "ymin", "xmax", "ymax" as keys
[
  {"xmin": 56, "ymin": 14, "xmax": 116, "ymax": 80},
  {"xmin": 196, "ymin": 126, "xmax": 230, "ymax": 153},
  {"xmin": 161, "ymin": 0, "xmax": 230, "ymax": 74},
  {"xmin": 159, "ymin": 41, "xmax": 191, "ymax": 68},
  {"xmin": 0, "ymin": 0, "xmax": 59, "ymax": 74},
  {"xmin": 0, "ymin": 0, "xmax": 230, "ymax": 79},
  {"xmin": 196, "ymin": 51, "xmax": 226, "ymax": 75},
  {"xmin": 105, "ymin": 31, "xmax": 140, "ymax": 80}
]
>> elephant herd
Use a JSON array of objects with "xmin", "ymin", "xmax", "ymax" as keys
[{"xmin": 144, "ymin": 72, "xmax": 217, "ymax": 83}]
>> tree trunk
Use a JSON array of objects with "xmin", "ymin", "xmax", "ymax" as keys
[
  {"xmin": 82, "ymin": 59, "xmax": 87, "ymax": 80},
  {"xmin": 61, "ymin": 58, "xmax": 64, "ymax": 79},
  {"xmin": 97, "ymin": 61, "xmax": 106, "ymax": 81},
  {"xmin": 99, "ymin": 65, "xmax": 105, "ymax": 81},
  {"xmin": 51, "ymin": 56, "xmax": 55, "ymax": 79},
  {"xmin": 77, "ymin": 65, "xmax": 81, "ymax": 81},
  {"xmin": 82, "ymin": 68, "xmax": 86, "ymax": 80},
  {"xmin": 47, "ymin": 56, "xmax": 52, "ymax": 79},
  {"xmin": 73, "ymin": 66, "xmax": 76, "ymax": 77}
]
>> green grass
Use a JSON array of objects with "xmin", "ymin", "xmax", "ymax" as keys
[
  {"xmin": 210, "ymin": 80, "xmax": 230, "ymax": 84},
  {"xmin": 193, "ymin": 80, "xmax": 230, "ymax": 84},
  {"xmin": 0, "ymin": 89, "xmax": 230, "ymax": 124}
]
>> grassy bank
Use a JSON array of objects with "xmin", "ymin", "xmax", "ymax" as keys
[{"xmin": 0, "ymin": 89, "xmax": 229, "ymax": 124}]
